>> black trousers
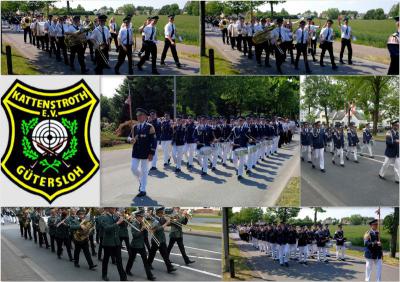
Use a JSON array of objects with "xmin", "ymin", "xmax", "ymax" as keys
[
  {"xmin": 120, "ymin": 236, "xmax": 131, "ymax": 256},
  {"xmin": 242, "ymin": 35, "xmax": 248, "ymax": 55},
  {"xmin": 56, "ymin": 237, "xmax": 73, "ymax": 260},
  {"xmin": 24, "ymin": 226, "xmax": 32, "ymax": 239},
  {"xmin": 110, "ymin": 32, "xmax": 119, "ymax": 51},
  {"xmin": 274, "ymin": 43, "xmax": 287, "ymax": 72},
  {"xmin": 144, "ymin": 232, "xmax": 151, "ymax": 252},
  {"xmin": 49, "ymin": 37, "xmax": 57, "ymax": 57},
  {"xmin": 295, "ymin": 43, "xmax": 310, "ymax": 72},
  {"xmin": 24, "ymin": 27, "xmax": 32, "ymax": 43},
  {"xmin": 320, "ymin": 42, "xmax": 336, "ymax": 67},
  {"xmin": 286, "ymin": 41, "xmax": 294, "ymax": 63},
  {"xmin": 56, "ymin": 37, "xmax": 69, "ymax": 64},
  {"xmin": 230, "ymin": 36, "xmax": 236, "ymax": 49},
  {"xmin": 36, "ymin": 35, "xmax": 45, "ymax": 50},
  {"xmin": 69, "ymin": 44, "xmax": 87, "ymax": 73},
  {"xmin": 125, "ymin": 247, "xmax": 153, "ymax": 279},
  {"xmin": 237, "ymin": 34, "xmax": 243, "ymax": 51},
  {"xmin": 222, "ymin": 28, "xmax": 228, "ymax": 44},
  {"xmin": 137, "ymin": 41, "xmax": 157, "ymax": 71},
  {"xmin": 340, "ymin": 38, "xmax": 352, "ymax": 62},
  {"xmin": 98, "ymin": 236, "xmax": 103, "ymax": 259},
  {"xmin": 32, "ymin": 225, "xmax": 39, "ymax": 243},
  {"xmin": 310, "ymin": 39, "xmax": 317, "ymax": 59},
  {"xmin": 167, "ymin": 237, "xmax": 190, "ymax": 263},
  {"xmin": 44, "ymin": 34, "xmax": 49, "ymax": 51},
  {"xmin": 89, "ymin": 233, "xmax": 96, "ymax": 254},
  {"xmin": 388, "ymin": 55, "xmax": 399, "ymax": 75},
  {"xmin": 32, "ymin": 35, "xmax": 36, "ymax": 45},
  {"xmin": 115, "ymin": 44, "xmax": 133, "ymax": 73},
  {"xmin": 161, "ymin": 39, "xmax": 180, "ymax": 64},
  {"xmin": 38, "ymin": 231, "xmax": 49, "ymax": 248},
  {"xmin": 255, "ymin": 42, "xmax": 271, "ymax": 66},
  {"xmin": 247, "ymin": 37, "xmax": 253, "ymax": 58},
  {"xmin": 19, "ymin": 223, "xmax": 24, "ymax": 237},
  {"xmin": 74, "ymin": 240, "xmax": 95, "ymax": 267},
  {"xmin": 147, "ymin": 241, "xmax": 173, "ymax": 271},
  {"xmin": 94, "ymin": 48, "xmax": 109, "ymax": 75},
  {"xmin": 102, "ymin": 246, "xmax": 126, "ymax": 280},
  {"xmin": 50, "ymin": 234, "xmax": 56, "ymax": 252}
]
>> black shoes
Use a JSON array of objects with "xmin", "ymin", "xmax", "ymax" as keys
[
  {"xmin": 89, "ymin": 264, "xmax": 97, "ymax": 270},
  {"xmin": 137, "ymin": 191, "xmax": 147, "ymax": 197},
  {"xmin": 185, "ymin": 260, "xmax": 195, "ymax": 265}
]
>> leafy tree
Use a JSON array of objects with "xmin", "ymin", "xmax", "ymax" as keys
[
  {"xmin": 383, "ymin": 207, "xmax": 399, "ymax": 258},
  {"xmin": 312, "ymin": 207, "xmax": 326, "ymax": 224},
  {"xmin": 267, "ymin": 208, "xmax": 300, "ymax": 223},
  {"xmin": 324, "ymin": 8, "xmax": 340, "ymax": 19},
  {"xmin": 159, "ymin": 4, "xmax": 181, "ymax": 15},
  {"xmin": 205, "ymin": 1, "xmax": 226, "ymax": 16},
  {"xmin": 349, "ymin": 214, "xmax": 364, "ymax": 225},
  {"xmin": 265, "ymin": 1, "xmax": 285, "ymax": 17},
  {"xmin": 184, "ymin": 1, "xmax": 199, "ymax": 16},
  {"xmin": 389, "ymin": 3, "xmax": 400, "ymax": 18},
  {"xmin": 1, "ymin": 1, "xmax": 22, "ymax": 14},
  {"xmin": 364, "ymin": 8, "xmax": 386, "ymax": 20},
  {"xmin": 119, "ymin": 4, "xmax": 135, "ymax": 16}
]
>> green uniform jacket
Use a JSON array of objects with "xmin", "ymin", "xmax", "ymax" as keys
[
  {"xmin": 30, "ymin": 212, "xmax": 39, "ymax": 229},
  {"xmin": 119, "ymin": 220, "xmax": 129, "ymax": 238},
  {"xmin": 101, "ymin": 214, "xmax": 121, "ymax": 247},
  {"xmin": 130, "ymin": 221, "xmax": 146, "ymax": 249},
  {"xmin": 95, "ymin": 215, "xmax": 104, "ymax": 238},
  {"xmin": 47, "ymin": 216, "xmax": 58, "ymax": 236},
  {"xmin": 169, "ymin": 216, "xmax": 188, "ymax": 239},
  {"xmin": 55, "ymin": 216, "xmax": 70, "ymax": 239},
  {"xmin": 152, "ymin": 216, "xmax": 166, "ymax": 244},
  {"xmin": 67, "ymin": 216, "xmax": 78, "ymax": 235}
]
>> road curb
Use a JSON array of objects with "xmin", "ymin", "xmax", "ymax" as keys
[{"xmin": 165, "ymin": 229, "xmax": 221, "ymax": 239}]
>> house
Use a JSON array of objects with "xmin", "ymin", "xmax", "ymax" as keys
[{"xmin": 329, "ymin": 110, "xmax": 367, "ymax": 127}]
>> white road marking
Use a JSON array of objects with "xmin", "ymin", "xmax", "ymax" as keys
[
  {"xmin": 185, "ymin": 246, "xmax": 222, "ymax": 254},
  {"xmin": 169, "ymin": 252, "xmax": 221, "ymax": 261}
]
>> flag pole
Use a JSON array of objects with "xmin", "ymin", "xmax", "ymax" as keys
[{"xmin": 128, "ymin": 82, "xmax": 132, "ymax": 121}]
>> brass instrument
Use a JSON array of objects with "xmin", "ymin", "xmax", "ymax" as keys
[
  {"xmin": 65, "ymin": 22, "xmax": 94, "ymax": 48},
  {"xmin": 73, "ymin": 208, "xmax": 95, "ymax": 242},
  {"xmin": 252, "ymin": 25, "xmax": 275, "ymax": 45},
  {"xmin": 143, "ymin": 217, "xmax": 161, "ymax": 247}
]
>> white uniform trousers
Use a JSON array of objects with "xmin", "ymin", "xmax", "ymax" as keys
[
  {"xmin": 298, "ymin": 246, "xmax": 308, "ymax": 262},
  {"xmin": 278, "ymin": 244, "xmax": 289, "ymax": 264},
  {"xmin": 333, "ymin": 148, "xmax": 344, "ymax": 165},
  {"xmin": 271, "ymin": 243, "xmax": 278, "ymax": 259},
  {"xmin": 221, "ymin": 142, "xmax": 231, "ymax": 164},
  {"xmin": 185, "ymin": 143, "xmax": 197, "ymax": 166},
  {"xmin": 365, "ymin": 258, "xmax": 382, "ymax": 282},
  {"xmin": 151, "ymin": 142, "xmax": 160, "ymax": 168},
  {"xmin": 211, "ymin": 146, "xmax": 219, "ymax": 168},
  {"xmin": 161, "ymin": 140, "xmax": 172, "ymax": 164},
  {"xmin": 313, "ymin": 148, "xmax": 325, "ymax": 169},
  {"xmin": 317, "ymin": 246, "xmax": 327, "ymax": 261},
  {"xmin": 233, "ymin": 153, "xmax": 246, "ymax": 176},
  {"xmin": 302, "ymin": 145, "xmax": 312, "ymax": 162},
  {"xmin": 346, "ymin": 145, "xmax": 358, "ymax": 161},
  {"xmin": 288, "ymin": 243, "xmax": 297, "ymax": 259},
  {"xmin": 361, "ymin": 142, "xmax": 373, "ymax": 157},
  {"xmin": 131, "ymin": 158, "xmax": 149, "ymax": 192},
  {"xmin": 379, "ymin": 157, "xmax": 400, "ymax": 181},
  {"xmin": 172, "ymin": 145, "xmax": 184, "ymax": 169},
  {"xmin": 336, "ymin": 245, "xmax": 345, "ymax": 259},
  {"xmin": 198, "ymin": 147, "xmax": 211, "ymax": 173}
]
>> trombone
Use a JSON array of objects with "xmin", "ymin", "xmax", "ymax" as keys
[
  {"xmin": 142, "ymin": 217, "xmax": 161, "ymax": 247},
  {"xmin": 92, "ymin": 38, "xmax": 110, "ymax": 68}
]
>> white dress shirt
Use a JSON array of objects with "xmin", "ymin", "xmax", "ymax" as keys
[
  {"xmin": 271, "ymin": 26, "xmax": 291, "ymax": 42},
  {"xmin": 295, "ymin": 28, "xmax": 309, "ymax": 44},
  {"xmin": 56, "ymin": 23, "xmax": 69, "ymax": 37},
  {"xmin": 305, "ymin": 24, "xmax": 319, "ymax": 40},
  {"xmin": 320, "ymin": 27, "xmax": 334, "ymax": 42},
  {"xmin": 143, "ymin": 24, "xmax": 157, "ymax": 42},
  {"xmin": 109, "ymin": 22, "xmax": 118, "ymax": 33},
  {"xmin": 340, "ymin": 24, "xmax": 352, "ymax": 39},
  {"xmin": 118, "ymin": 26, "xmax": 133, "ymax": 45},
  {"xmin": 90, "ymin": 25, "xmax": 111, "ymax": 44},
  {"xmin": 164, "ymin": 22, "xmax": 176, "ymax": 39}
]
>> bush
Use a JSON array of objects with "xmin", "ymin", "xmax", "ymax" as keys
[{"xmin": 115, "ymin": 120, "xmax": 137, "ymax": 137}]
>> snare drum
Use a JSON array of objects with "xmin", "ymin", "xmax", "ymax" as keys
[
  {"xmin": 199, "ymin": 146, "xmax": 212, "ymax": 156},
  {"xmin": 234, "ymin": 148, "xmax": 248, "ymax": 157}
]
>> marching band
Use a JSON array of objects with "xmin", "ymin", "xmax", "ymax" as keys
[
  {"xmin": 5, "ymin": 207, "xmax": 194, "ymax": 281},
  {"xmin": 128, "ymin": 108, "xmax": 297, "ymax": 197},
  {"xmin": 14, "ymin": 13, "xmax": 184, "ymax": 75}
]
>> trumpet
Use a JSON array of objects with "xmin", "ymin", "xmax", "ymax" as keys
[{"xmin": 165, "ymin": 216, "xmax": 192, "ymax": 231}]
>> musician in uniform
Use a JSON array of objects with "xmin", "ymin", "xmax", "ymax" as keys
[
  {"xmin": 128, "ymin": 108, "xmax": 157, "ymax": 198},
  {"xmin": 21, "ymin": 14, "xmax": 32, "ymax": 44},
  {"xmin": 219, "ymin": 17, "xmax": 228, "ymax": 44},
  {"xmin": 16, "ymin": 209, "xmax": 24, "ymax": 237},
  {"xmin": 47, "ymin": 208, "xmax": 58, "ymax": 252},
  {"xmin": 379, "ymin": 120, "xmax": 399, "ymax": 183},
  {"xmin": 55, "ymin": 209, "xmax": 73, "ymax": 261},
  {"xmin": 319, "ymin": 19, "xmax": 338, "ymax": 69},
  {"xmin": 147, "ymin": 207, "xmax": 177, "ymax": 273},
  {"xmin": 305, "ymin": 17, "xmax": 319, "ymax": 62},
  {"xmin": 109, "ymin": 17, "xmax": 119, "ymax": 52},
  {"xmin": 38, "ymin": 210, "xmax": 49, "ymax": 249},
  {"xmin": 332, "ymin": 123, "xmax": 345, "ymax": 167},
  {"xmin": 101, "ymin": 207, "xmax": 127, "ymax": 281},
  {"xmin": 48, "ymin": 17, "xmax": 58, "ymax": 58},
  {"xmin": 65, "ymin": 15, "xmax": 89, "ymax": 74},
  {"xmin": 161, "ymin": 15, "xmax": 181, "ymax": 68},
  {"xmin": 338, "ymin": 16, "xmax": 353, "ymax": 65},
  {"xmin": 294, "ymin": 20, "xmax": 311, "ymax": 73},
  {"xmin": 271, "ymin": 18, "xmax": 290, "ymax": 74},
  {"xmin": 276, "ymin": 223, "xmax": 289, "ymax": 267},
  {"xmin": 137, "ymin": 16, "xmax": 159, "ymax": 75},
  {"xmin": 364, "ymin": 219, "xmax": 383, "ymax": 282},
  {"xmin": 148, "ymin": 110, "xmax": 161, "ymax": 171},
  {"xmin": 30, "ymin": 208, "xmax": 39, "ymax": 244},
  {"xmin": 55, "ymin": 16, "xmax": 69, "ymax": 65},
  {"xmin": 334, "ymin": 224, "xmax": 346, "ymax": 261},
  {"xmin": 167, "ymin": 207, "xmax": 195, "ymax": 265},
  {"xmin": 387, "ymin": 16, "xmax": 399, "ymax": 75},
  {"xmin": 90, "ymin": 15, "xmax": 111, "ymax": 75},
  {"xmin": 228, "ymin": 19, "xmax": 238, "ymax": 50},
  {"xmin": 194, "ymin": 116, "xmax": 214, "ymax": 176},
  {"xmin": 254, "ymin": 18, "xmax": 272, "ymax": 67},
  {"xmin": 118, "ymin": 210, "xmax": 131, "ymax": 256},
  {"xmin": 43, "ymin": 14, "xmax": 52, "ymax": 52},
  {"xmin": 83, "ymin": 16, "xmax": 95, "ymax": 62},
  {"xmin": 70, "ymin": 209, "xmax": 97, "ymax": 270},
  {"xmin": 311, "ymin": 121, "xmax": 326, "ymax": 172},
  {"xmin": 160, "ymin": 113, "xmax": 173, "ymax": 167},
  {"xmin": 115, "ymin": 16, "xmax": 134, "ymax": 75},
  {"xmin": 172, "ymin": 116, "xmax": 186, "ymax": 172},
  {"xmin": 301, "ymin": 122, "xmax": 312, "ymax": 163},
  {"xmin": 346, "ymin": 122, "xmax": 359, "ymax": 163},
  {"xmin": 231, "ymin": 116, "xmax": 250, "ymax": 180},
  {"xmin": 361, "ymin": 123, "xmax": 374, "ymax": 158},
  {"xmin": 315, "ymin": 224, "xmax": 328, "ymax": 263},
  {"xmin": 125, "ymin": 210, "xmax": 156, "ymax": 281},
  {"xmin": 35, "ymin": 14, "xmax": 45, "ymax": 51},
  {"xmin": 297, "ymin": 226, "xmax": 308, "ymax": 264},
  {"xmin": 184, "ymin": 115, "xmax": 197, "ymax": 169}
]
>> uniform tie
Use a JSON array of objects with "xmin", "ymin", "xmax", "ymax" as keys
[
  {"xmin": 150, "ymin": 27, "xmax": 155, "ymax": 41},
  {"xmin": 102, "ymin": 27, "xmax": 106, "ymax": 43},
  {"xmin": 279, "ymin": 27, "xmax": 282, "ymax": 39},
  {"xmin": 171, "ymin": 24, "xmax": 175, "ymax": 38},
  {"xmin": 61, "ymin": 24, "xmax": 64, "ymax": 36},
  {"xmin": 126, "ymin": 28, "xmax": 129, "ymax": 45},
  {"xmin": 301, "ymin": 30, "xmax": 304, "ymax": 44},
  {"xmin": 325, "ymin": 29, "xmax": 330, "ymax": 41},
  {"xmin": 345, "ymin": 26, "xmax": 348, "ymax": 36}
]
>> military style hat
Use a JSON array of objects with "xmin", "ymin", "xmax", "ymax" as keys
[
  {"xmin": 98, "ymin": 14, "xmax": 108, "ymax": 21},
  {"xmin": 123, "ymin": 16, "xmax": 131, "ymax": 23},
  {"xmin": 369, "ymin": 219, "xmax": 378, "ymax": 225},
  {"xmin": 151, "ymin": 15, "xmax": 159, "ymax": 20},
  {"xmin": 327, "ymin": 19, "xmax": 333, "ymax": 23},
  {"xmin": 156, "ymin": 207, "xmax": 165, "ymax": 212},
  {"xmin": 134, "ymin": 210, "xmax": 144, "ymax": 217},
  {"xmin": 394, "ymin": 16, "xmax": 399, "ymax": 22},
  {"xmin": 307, "ymin": 17, "xmax": 313, "ymax": 21},
  {"xmin": 300, "ymin": 20, "xmax": 306, "ymax": 25},
  {"xmin": 391, "ymin": 119, "xmax": 399, "ymax": 125},
  {"xmin": 149, "ymin": 109, "xmax": 157, "ymax": 114},
  {"xmin": 77, "ymin": 208, "xmax": 86, "ymax": 214},
  {"xmin": 136, "ymin": 108, "xmax": 148, "ymax": 116},
  {"xmin": 73, "ymin": 15, "xmax": 81, "ymax": 21},
  {"xmin": 168, "ymin": 15, "xmax": 175, "ymax": 19}
]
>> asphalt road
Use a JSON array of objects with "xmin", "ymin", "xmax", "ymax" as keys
[
  {"xmin": 205, "ymin": 29, "xmax": 389, "ymax": 75},
  {"xmin": 1, "ymin": 28, "xmax": 200, "ymax": 75},
  {"xmin": 101, "ymin": 135, "xmax": 300, "ymax": 207},
  {"xmin": 1, "ymin": 224, "xmax": 221, "ymax": 281},
  {"xmin": 301, "ymin": 140, "xmax": 399, "ymax": 206},
  {"xmin": 229, "ymin": 232, "xmax": 399, "ymax": 281}
]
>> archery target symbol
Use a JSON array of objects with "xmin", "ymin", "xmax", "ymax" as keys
[{"xmin": 31, "ymin": 119, "xmax": 69, "ymax": 155}]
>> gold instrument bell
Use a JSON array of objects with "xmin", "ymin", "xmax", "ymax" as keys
[
  {"xmin": 65, "ymin": 21, "xmax": 94, "ymax": 48},
  {"xmin": 252, "ymin": 25, "xmax": 275, "ymax": 45}
]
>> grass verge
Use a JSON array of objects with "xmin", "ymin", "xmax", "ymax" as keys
[
  {"xmin": 1, "ymin": 42, "xmax": 41, "ymax": 75},
  {"xmin": 193, "ymin": 214, "xmax": 222, "ymax": 219},
  {"xmin": 276, "ymin": 177, "xmax": 300, "ymax": 206},
  {"xmin": 329, "ymin": 247, "xmax": 399, "ymax": 267},
  {"xmin": 187, "ymin": 224, "xmax": 222, "ymax": 233},
  {"xmin": 201, "ymin": 47, "xmax": 239, "ymax": 75}
]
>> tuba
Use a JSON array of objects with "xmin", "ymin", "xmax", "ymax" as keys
[
  {"xmin": 73, "ymin": 219, "xmax": 95, "ymax": 242},
  {"xmin": 252, "ymin": 25, "xmax": 275, "ymax": 45},
  {"xmin": 65, "ymin": 22, "xmax": 94, "ymax": 48}
]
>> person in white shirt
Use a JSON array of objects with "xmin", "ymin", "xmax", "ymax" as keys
[
  {"xmin": 305, "ymin": 17, "xmax": 319, "ymax": 62},
  {"xmin": 137, "ymin": 15, "xmax": 159, "ymax": 75},
  {"xmin": 228, "ymin": 19, "xmax": 238, "ymax": 50},
  {"xmin": 138, "ymin": 17, "xmax": 151, "ymax": 57},
  {"xmin": 82, "ymin": 16, "xmax": 94, "ymax": 62},
  {"xmin": 55, "ymin": 16, "xmax": 69, "ymax": 65},
  {"xmin": 48, "ymin": 17, "xmax": 58, "ymax": 58},
  {"xmin": 294, "ymin": 20, "xmax": 311, "ymax": 73},
  {"xmin": 271, "ymin": 18, "xmax": 290, "ymax": 74},
  {"xmin": 319, "ymin": 19, "xmax": 337, "ymax": 69},
  {"xmin": 115, "ymin": 16, "xmax": 134, "ymax": 74},
  {"xmin": 65, "ymin": 15, "xmax": 89, "ymax": 74},
  {"xmin": 236, "ymin": 17, "xmax": 245, "ymax": 52},
  {"xmin": 160, "ymin": 15, "xmax": 181, "ymax": 68},
  {"xmin": 247, "ymin": 18, "xmax": 256, "ymax": 59},
  {"xmin": 254, "ymin": 18, "xmax": 272, "ymax": 67},
  {"xmin": 338, "ymin": 16, "xmax": 353, "ymax": 64},
  {"xmin": 43, "ymin": 15, "xmax": 52, "ymax": 52},
  {"xmin": 90, "ymin": 14, "xmax": 111, "ymax": 74},
  {"xmin": 108, "ymin": 16, "xmax": 119, "ymax": 52}
]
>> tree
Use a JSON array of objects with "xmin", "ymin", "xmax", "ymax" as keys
[
  {"xmin": 389, "ymin": 3, "xmax": 400, "ymax": 18},
  {"xmin": 119, "ymin": 4, "xmax": 135, "ymax": 16},
  {"xmin": 312, "ymin": 207, "xmax": 326, "ymax": 224},
  {"xmin": 159, "ymin": 4, "xmax": 181, "ymax": 15},
  {"xmin": 324, "ymin": 8, "xmax": 340, "ymax": 19},
  {"xmin": 267, "ymin": 208, "xmax": 300, "ymax": 223},
  {"xmin": 383, "ymin": 207, "xmax": 399, "ymax": 258},
  {"xmin": 364, "ymin": 8, "xmax": 386, "ymax": 20},
  {"xmin": 1, "ymin": 1, "xmax": 21, "ymax": 15},
  {"xmin": 266, "ymin": 1, "xmax": 285, "ymax": 17},
  {"xmin": 184, "ymin": 1, "xmax": 199, "ymax": 16},
  {"xmin": 349, "ymin": 214, "xmax": 363, "ymax": 225}
]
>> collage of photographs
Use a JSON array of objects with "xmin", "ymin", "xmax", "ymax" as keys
[{"xmin": 0, "ymin": 0, "xmax": 399, "ymax": 281}]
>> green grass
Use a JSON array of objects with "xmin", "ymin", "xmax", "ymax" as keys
[
  {"xmin": 187, "ymin": 224, "xmax": 222, "ymax": 233},
  {"xmin": 328, "ymin": 225, "xmax": 398, "ymax": 252},
  {"xmin": 192, "ymin": 214, "xmax": 222, "ymax": 219},
  {"xmin": 201, "ymin": 47, "xmax": 239, "ymax": 75},
  {"xmin": 1, "ymin": 43, "xmax": 41, "ymax": 75},
  {"xmin": 312, "ymin": 19, "xmax": 394, "ymax": 49},
  {"xmin": 276, "ymin": 177, "xmax": 300, "ymax": 207},
  {"xmin": 88, "ymin": 15, "xmax": 199, "ymax": 46},
  {"xmin": 101, "ymin": 131, "xmax": 128, "ymax": 148},
  {"xmin": 329, "ymin": 247, "xmax": 399, "ymax": 267}
]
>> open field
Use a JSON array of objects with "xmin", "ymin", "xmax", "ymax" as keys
[{"xmin": 328, "ymin": 224, "xmax": 399, "ymax": 251}]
